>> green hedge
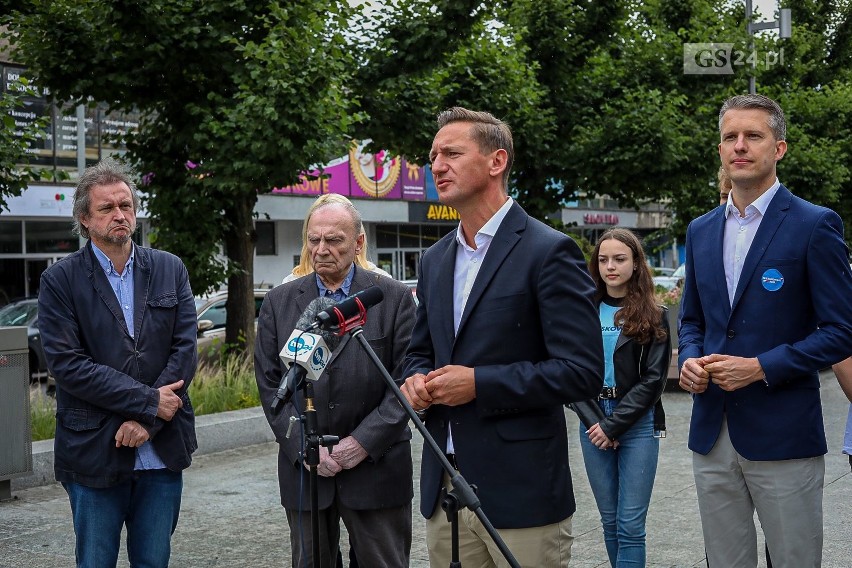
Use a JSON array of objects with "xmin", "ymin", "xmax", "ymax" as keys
[{"xmin": 30, "ymin": 355, "xmax": 260, "ymax": 442}]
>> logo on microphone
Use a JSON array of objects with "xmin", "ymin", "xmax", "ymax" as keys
[
  {"xmin": 287, "ymin": 334, "xmax": 317, "ymax": 357},
  {"xmin": 310, "ymin": 346, "xmax": 328, "ymax": 372}
]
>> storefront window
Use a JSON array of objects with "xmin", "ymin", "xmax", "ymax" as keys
[
  {"xmin": 255, "ymin": 221, "xmax": 276, "ymax": 255},
  {"xmin": 398, "ymin": 225, "xmax": 420, "ymax": 248},
  {"xmin": 25, "ymin": 221, "xmax": 78, "ymax": 254},
  {"xmin": 0, "ymin": 221, "xmax": 23, "ymax": 253},
  {"xmin": 376, "ymin": 224, "xmax": 398, "ymax": 248}
]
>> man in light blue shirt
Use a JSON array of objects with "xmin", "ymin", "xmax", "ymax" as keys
[
  {"xmin": 39, "ymin": 158, "xmax": 197, "ymax": 568},
  {"xmin": 679, "ymin": 94, "xmax": 852, "ymax": 568}
]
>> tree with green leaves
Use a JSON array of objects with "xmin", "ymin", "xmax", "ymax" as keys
[
  {"xmin": 352, "ymin": 0, "xmax": 851, "ymax": 246},
  {"xmin": 5, "ymin": 0, "xmax": 850, "ymax": 361},
  {"xmin": 4, "ymin": 1, "xmax": 357, "ymax": 357}
]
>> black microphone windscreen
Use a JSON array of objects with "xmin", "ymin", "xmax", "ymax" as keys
[
  {"xmin": 355, "ymin": 285, "xmax": 384, "ymax": 309},
  {"xmin": 295, "ymin": 296, "xmax": 340, "ymax": 351},
  {"xmin": 330, "ymin": 286, "xmax": 385, "ymax": 322}
]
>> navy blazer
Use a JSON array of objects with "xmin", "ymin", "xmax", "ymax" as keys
[
  {"xmin": 679, "ymin": 185, "xmax": 852, "ymax": 460},
  {"xmin": 38, "ymin": 242, "xmax": 198, "ymax": 487},
  {"xmin": 404, "ymin": 201, "xmax": 604, "ymax": 529}
]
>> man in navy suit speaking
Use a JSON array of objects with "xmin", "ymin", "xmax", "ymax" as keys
[
  {"xmin": 679, "ymin": 94, "xmax": 852, "ymax": 567},
  {"xmin": 401, "ymin": 107, "xmax": 603, "ymax": 566}
]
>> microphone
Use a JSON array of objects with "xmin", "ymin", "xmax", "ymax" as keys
[
  {"xmin": 307, "ymin": 286, "xmax": 385, "ymax": 335},
  {"xmin": 270, "ymin": 297, "xmax": 340, "ymax": 412}
]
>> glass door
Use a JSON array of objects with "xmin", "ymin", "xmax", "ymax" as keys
[
  {"xmin": 26, "ymin": 259, "xmax": 50, "ymax": 297},
  {"xmin": 374, "ymin": 250, "xmax": 421, "ymax": 281},
  {"xmin": 400, "ymin": 250, "xmax": 420, "ymax": 281}
]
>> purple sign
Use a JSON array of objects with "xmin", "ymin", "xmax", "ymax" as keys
[{"xmin": 270, "ymin": 141, "xmax": 426, "ymax": 200}]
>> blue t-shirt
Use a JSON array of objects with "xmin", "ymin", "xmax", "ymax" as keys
[{"xmin": 599, "ymin": 298, "xmax": 623, "ymax": 388}]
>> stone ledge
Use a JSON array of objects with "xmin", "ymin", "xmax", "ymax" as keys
[{"xmin": 10, "ymin": 406, "xmax": 275, "ymax": 491}]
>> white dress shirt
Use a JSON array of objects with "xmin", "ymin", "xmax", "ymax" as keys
[
  {"xmin": 723, "ymin": 179, "xmax": 780, "ymax": 305},
  {"xmin": 446, "ymin": 196, "xmax": 513, "ymax": 454}
]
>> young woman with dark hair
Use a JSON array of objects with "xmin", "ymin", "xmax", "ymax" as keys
[{"xmin": 572, "ymin": 227, "xmax": 671, "ymax": 567}]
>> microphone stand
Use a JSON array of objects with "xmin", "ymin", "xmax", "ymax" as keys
[
  {"xmin": 275, "ymin": 368, "xmax": 338, "ymax": 568},
  {"xmin": 300, "ymin": 380, "xmax": 339, "ymax": 568},
  {"xmin": 346, "ymin": 325, "xmax": 520, "ymax": 568}
]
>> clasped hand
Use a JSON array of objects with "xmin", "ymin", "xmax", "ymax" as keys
[
  {"xmin": 586, "ymin": 423, "xmax": 618, "ymax": 450},
  {"xmin": 400, "ymin": 365, "xmax": 476, "ymax": 411},
  {"xmin": 115, "ymin": 379, "xmax": 186, "ymax": 448},
  {"xmin": 305, "ymin": 436, "xmax": 368, "ymax": 478},
  {"xmin": 680, "ymin": 354, "xmax": 764, "ymax": 393},
  {"xmin": 156, "ymin": 379, "xmax": 185, "ymax": 421}
]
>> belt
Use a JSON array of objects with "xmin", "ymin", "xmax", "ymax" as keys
[
  {"xmin": 445, "ymin": 453, "xmax": 459, "ymax": 470},
  {"xmin": 599, "ymin": 386, "xmax": 619, "ymax": 399}
]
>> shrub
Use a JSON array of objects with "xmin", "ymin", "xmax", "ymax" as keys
[{"xmin": 29, "ymin": 354, "xmax": 260, "ymax": 441}]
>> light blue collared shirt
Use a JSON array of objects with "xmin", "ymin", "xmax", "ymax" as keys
[
  {"xmin": 91, "ymin": 242, "xmax": 166, "ymax": 471},
  {"xmin": 722, "ymin": 179, "xmax": 780, "ymax": 305},
  {"xmin": 316, "ymin": 264, "xmax": 355, "ymax": 302},
  {"xmin": 447, "ymin": 196, "xmax": 513, "ymax": 453}
]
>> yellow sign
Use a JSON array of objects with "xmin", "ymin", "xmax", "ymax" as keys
[{"xmin": 426, "ymin": 204, "xmax": 460, "ymax": 220}]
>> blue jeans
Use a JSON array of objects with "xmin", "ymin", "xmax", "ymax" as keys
[
  {"xmin": 63, "ymin": 469, "xmax": 183, "ymax": 568},
  {"xmin": 579, "ymin": 402, "xmax": 659, "ymax": 568}
]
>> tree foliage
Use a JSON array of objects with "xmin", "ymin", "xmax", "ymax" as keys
[
  {"xmin": 352, "ymin": 0, "xmax": 852, "ymax": 246},
  {"xmin": 5, "ymin": 0, "xmax": 357, "ymax": 357},
  {"xmin": 4, "ymin": 0, "xmax": 850, "ymax": 360}
]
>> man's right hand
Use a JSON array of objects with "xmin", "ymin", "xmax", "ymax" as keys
[
  {"xmin": 401, "ymin": 372, "xmax": 432, "ymax": 412},
  {"xmin": 306, "ymin": 446, "xmax": 343, "ymax": 478},
  {"xmin": 680, "ymin": 358, "xmax": 710, "ymax": 394},
  {"xmin": 156, "ymin": 380, "xmax": 185, "ymax": 421}
]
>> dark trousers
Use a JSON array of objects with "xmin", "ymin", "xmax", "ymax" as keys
[{"xmin": 286, "ymin": 500, "xmax": 411, "ymax": 568}]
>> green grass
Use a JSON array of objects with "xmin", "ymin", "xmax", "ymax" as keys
[
  {"xmin": 29, "ymin": 354, "xmax": 261, "ymax": 442},
  {"xmin": 30, "ymin": 390, "xmax": 58, "ymax": 442},
  {"xmin": 189, "ymin": 355, "xmax": 260, "ymax": 415}
]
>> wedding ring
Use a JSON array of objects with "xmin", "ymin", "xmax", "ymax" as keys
[{"xmin": 690, "ymin": 381, "xmax": 695, "ymax": 389}]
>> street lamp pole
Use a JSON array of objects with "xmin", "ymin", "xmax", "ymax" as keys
[
  {"xmin": 745, "ymin": 1, "xmax": 792, "ymax": 94},
  {"xmin": 746, "ymin": 0, "xmax": 755, "ymax": 94}
]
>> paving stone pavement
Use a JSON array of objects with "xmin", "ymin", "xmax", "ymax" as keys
[{"xmin": 1, "ymin": 370, "xmax": 849, "ymax": 567}]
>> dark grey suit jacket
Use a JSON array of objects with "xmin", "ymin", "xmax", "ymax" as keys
[{"xmin": 255, "ymin": 266, "xmax": 416, "ymax": 510}]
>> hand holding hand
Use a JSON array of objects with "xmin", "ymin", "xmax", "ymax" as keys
[
  {"xmin": 679, "ymin": 357, "xmax": 710, "ymax": 394},
  {"xmin": 424, "ymin": 365, "xmax": 476, "ymax": 407},
  {"xmin": 115, "ymin": 420, "xmax": 150, "ymax": 448},
  {"xmin": 305, "ymin": 445, "xmax": 343, "ymax": 478},
  {"xmin": 329, "ymin": 436, "xmax": 368, "ymax": 470},
  {"xmin": 401, "ymin": 372, "xmax": 432, "ymax": 411},
  {"xmin": 704, "ymin": 354, "xmax": 765, "ymax": 392},
  {"xmin": 586, "ymin": 423, "xmax": 616, "ymax": 450},
  {"xmin": 156, "ymin": 380, "xmax": 185, "ymax": 421}
]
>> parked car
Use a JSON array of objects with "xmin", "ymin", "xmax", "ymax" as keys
[
  {"xmin": 653, "ymin": 264, "xmax": 685, "ymax": 291},
  {"xmin": 0, "ymin": 298, "xmax": 50, "ymax": 384},
  {"xmin": 196, "ymin": 289, "xmax": 269, "ymax": 364}
]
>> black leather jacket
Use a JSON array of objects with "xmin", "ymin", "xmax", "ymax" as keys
[{"xmin": 573, "ymin": 306, "xmax": 672, "ymax": 440}]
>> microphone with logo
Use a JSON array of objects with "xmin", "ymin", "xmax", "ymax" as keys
[
  {"xmin": 305, "ymin": 286, "xmax": 385, "ymax": 335},
  {"xmin": 270, "ymin": 296, "xmax": 341, "ymax": 412}
]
